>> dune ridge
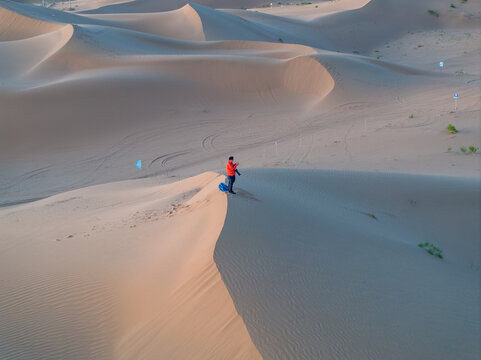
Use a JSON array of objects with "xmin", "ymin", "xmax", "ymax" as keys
[
  {"xmin": 0, "ymin": 6, "xmax": 64, "ymax": 40},
  {"xmin": 0, "ymin": 24, "xmax": 73, "ymax": 79},
  {"xmin": 0, "ymin": 1, "xmax": 334, "ymax": 98},
  {"xmin": 0, "ymin": 172, "xmax": 262, "ymax": 359},
  {"xmin": 80, "ymin": 0, "xmax": 271, "ymax": 14},
  {"xmin": 86, "ymin": 4, "xmax": 207, "ymax": 41}
]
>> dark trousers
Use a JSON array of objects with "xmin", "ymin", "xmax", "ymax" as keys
[{"xmin": 227, "ymin": 175, "xmax": 235, "ymax": 192}]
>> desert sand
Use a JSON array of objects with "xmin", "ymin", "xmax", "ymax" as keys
[
  {"xmin": 0, "ymin": 0, "xmax": 480, "ymax": 358},
  {"xmin": 0, "ymin": 172, "xmax": 261, "ymax": 359}
]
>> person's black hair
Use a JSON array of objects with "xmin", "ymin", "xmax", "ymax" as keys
[{"xmin": 228, "ymin": 156, "xmax": 234, "ymax": 160}]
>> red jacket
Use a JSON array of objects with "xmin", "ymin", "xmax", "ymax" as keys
[{"xmin": 226, "ymin": 160, "xmax": 238, "ymax": 176}]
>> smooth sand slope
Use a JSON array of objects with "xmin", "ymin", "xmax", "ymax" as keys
[
  {"xmin": 0, "ymin": 172, "xmax": 261, "ymax": 359},
  {"xmin": 215, "ymin": 169, "xmax": 480, "ymax": 359}
]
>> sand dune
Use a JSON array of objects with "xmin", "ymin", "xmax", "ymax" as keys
[
  {"xmin": 0, "ymin": 5, "xmax": 64, "ymax": 40},
  {"xmin": 1, "ymin": 0, "xmax": 480, "ymax": 358},
  {"xmin": 86, "ymin": 5, "xmax": 206, "ymax": 41},
  {"xmin": 248, "ymin": 0, "xmax": 371, "ymax": 21},
  {"xmin": 0, "ymin": 172, "xmax": 261, "ymax": 359},
  {"xmin": 215, "ymin": 169, "xmax": 480, "ymax": 359},
  {"xmin": 228, "ymin": 0, "xmax": 481, "ymax": 53},
  {"xmin": 312, "ymin": 0, "xmax": 481, "ymax": 53},
  {"xmin": 81, "ymin": 0, "xmax": 271, "ymax": 14},
  {"xmin": 2, "ymin": 169, "xmax": 477, "ymax": 359},
  {"xmin": 0, "ymin": 24, "xmax": 73, "ymax": 78},
  {"xmin": 0, "ymin": 0, "xmax": 338, "ymax": 168},
  {"xmin": 1, "ymin": 0, "xmax": 479, "ymax": 201}
]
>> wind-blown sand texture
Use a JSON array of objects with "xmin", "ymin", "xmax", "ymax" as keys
[
  {"xmin": 215, "ymin": 169, "xmax": 480, "ymax": 359},
  {"xmin": 0, "ymin": 172, "xmax": 261, "ymax": 359},
  {"xmin": 1, "ymin": 0, "xmax": 480, "ymax": 358}
]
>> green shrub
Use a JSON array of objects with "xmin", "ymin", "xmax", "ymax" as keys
[
  {"xmin": 446, "ymin": 124, "xmax": 458, "ymax": 134},
  {"xmin": 418, "ymin": 242, "xmax": 443, "ymax": 259},
  {"xmin": 447, "ymin": 147, "xmax": 452, "ymax": 152},
  {"xmin": 409, "ymin": 114, "xmax": 414, "ymax": 119},
  {"xmin": 468, "ymin": 146, "xmax": 478, "ymax": 154},
  {"xmin": 450, "ymin": 3, "xmax": 456, "ymax": 8},
  {"xmin": 278, "ymin": 37, "xmax": 283, "ymax": 43},
  {"xmin": 460, "ymin": 146, "xmax": 467, "ymax": 153},
  {"xmin": 461, "ymin": 0, "xmax": 467, "ymax": 3},
  {"xmin": 428, "ymin": 9, "xmax": 440, "ymax": 17}
]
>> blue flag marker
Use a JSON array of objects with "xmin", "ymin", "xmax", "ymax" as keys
[
  {"xmin": 453, "ymin": 93, "xmax": 458, "ymax": 99},
  {"xmin": 439, "ymin": 61, "xmax": 444, "ymax": 68},
  {"xmin": 136, "ymin": 160, "xmax": 141, "ymax": 169}
]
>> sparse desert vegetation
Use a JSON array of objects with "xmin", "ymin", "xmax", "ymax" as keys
[
  {"xmin": 418, "ymin": 242, "xmax": 444, "ymax": 259},
  {"xmin": 446, "ymin": 124, "xmax": 458, "ymax": 134},
  {"xmin": 446, "ymin": 146, "xmax": 479, "ymax": 154}
]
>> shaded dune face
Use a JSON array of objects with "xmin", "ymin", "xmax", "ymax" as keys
[{"xmin": 214, "ymin": 169, "xmax": 481, "ymax": 360}]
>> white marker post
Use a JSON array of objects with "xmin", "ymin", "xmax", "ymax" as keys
[
  {"xmin": 275, "ymin": 141, "xmax": 278, "ymax": 156},
  {"xmin": 453, "ymin": 92, "xmax": 458, "ymax": 111}
]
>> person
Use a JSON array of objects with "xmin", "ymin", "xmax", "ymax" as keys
[{"xmin": 226, "ymin": 156, "xmax": 241, "ymax": 194}]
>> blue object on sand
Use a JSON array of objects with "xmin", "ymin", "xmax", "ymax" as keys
[
  {"xmin": 453, "ymin": 93, "xmax": 458, "ymax": 99},
  {"xmin": 136, "ymin": 160, "xmax": 141, "ymax": 169},
  {"xmin": 219, "ymin": 183, "xmax": 229, "ymax": 192}
]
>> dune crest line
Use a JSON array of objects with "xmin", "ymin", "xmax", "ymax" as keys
[{"xmin": 0, "ymin": 173, "xmax": 262, "ymax": 359}]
